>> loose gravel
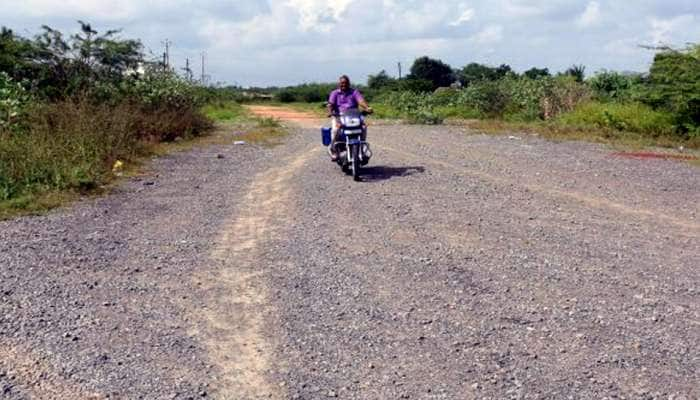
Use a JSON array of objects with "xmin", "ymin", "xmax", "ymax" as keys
[{"xmin": 1, "ymin": 110, "xmax": 698, "ymax": 399}]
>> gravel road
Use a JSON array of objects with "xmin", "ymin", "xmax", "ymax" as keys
[{"xmin": 1, "ymin": 106, "xmax": 698, "ymax": 399}]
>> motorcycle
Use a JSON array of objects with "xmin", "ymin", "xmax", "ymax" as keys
[{"xmin": 328, "ymin": 108, "xmax": 372, "ymax": 181}]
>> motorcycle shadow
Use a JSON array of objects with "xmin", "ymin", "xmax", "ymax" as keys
[{"xmin": 359, "ymin": 165, "xmax": 426, "ymax": 182}]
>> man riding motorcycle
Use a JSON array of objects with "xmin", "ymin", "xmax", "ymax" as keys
[{"xmin": 327, "ymin": 75, "xmax": 372, "ymax": 160}]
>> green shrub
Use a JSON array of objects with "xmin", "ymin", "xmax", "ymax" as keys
[
  {"xmin": 126, "ymin": 69, "xmax": 202, "ymax": 110},
  {"xmin": 0, "ymin": 98, "xmax": 210, "ymax": 202},
  {"xmin": 0, "ymin": 72, "xmax": 29, "ymax": 130},
  {"xmin": 539, "ymin": 76, "xmax": 592, "ymax": 119},
  {"xmin": 588, "ymin": 70, "xmax": 637, "ymax": 101},
  {"xmin": 275, "ymin": 83, "xmax": 336, "ymax": 103},
  {"xmin": 557, "ymin": 101, "xmax": 676, "ymax": 136},
  {"xmin": 202, "ymin": 101, "xmax": 246, "ymax": 122},
  {"xmin": 461, "ymin": 80, "xmax": 510, "ymax": 116},
  {"xmin": 641, "ymin": 44, "xmax": 700, "ymax": 132},
  {"xmin": 396, "ymin": 78, "xmax": 434, "ymax": 93}
]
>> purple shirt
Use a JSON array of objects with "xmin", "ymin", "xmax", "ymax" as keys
[{"xmin": 328, "ymin": 88, "xmax": 365, "ymax": 114}]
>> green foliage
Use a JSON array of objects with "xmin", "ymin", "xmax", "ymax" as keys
[
  {"xmin": 461, "ymin": 80, "xmax": 510, "ymax": 116},
  {"xmin": 557, "ymin": 101, "xmax": 676, "ymax": 136},
  {"xmin": 5, "ymin": 22, "xmax": 144, "ymax": 99},
  {"xmin": 276, "ymin": 82, "xmax": 336, "ymax": 103},
  {"xmin": 0, "ymin": 28, "xmax": 42, "ymax": 84},
  {"xmin": 194, "ymin": 85, "xmax": 247, "ymax": 104},
  {"xmin": 395, "ymin": 78, "xmax": 433, "ymax": 93},
  {"xmin": 374, "ymin": 76, "xmax": 591, "ymax": 123},
  {"xmin": 641, "ymin": 44, "xmax": 700, "ymax": 132},
  {"xmin": 128, "ymin": 69, "xmax": 201, "ymax": 109},
  {"xmin": 367, "ymin": 70, "xmax": 396, "ymax": 90},
  {"xmin": 0, "ymin": 98, "xmax": 211, "ymax": 202},
  {"xmin": 458, "ymin": 63, "xmax": 512, "ymax": 86},
  {"xmin": 588, "ymin": 70, "xmax": 639, "ymax": 101},
  {"xmin": 563, "ymin": 64, "xmax": 586, "ymax": 83},
  {"xmin": 376, "ymin": 91, "xmax": 445, "ymax": 124},
  {"xmin": 408, "ymin": 56, "xmax": 455, "ymax": 90},
  {"xmin": 202, "ymin": 101, "xmax": 246, "ymax": 122},
  {"xmin": 523, "ymin": 67, "xmax": 550, "ymax": 80},
  {"xmin": 0, "ymin": 23, "xmax": 212, "ymax": 208},
  {"xmin": 0, "ymin": 72, "xmax": 30, "ymax": 130},
  {"xmin": 538, "ymin": 76, "xmax": 593, "ymax": 119}
]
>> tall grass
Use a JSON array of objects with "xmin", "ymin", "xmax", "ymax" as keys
[
  {"xmin": 0, "ymin": 99, "xmax": 211, "ymax": 204},
  {"xmin": 202, "ymin": 101, "xmax": 247, "ymax": 122},
  {"xmin": 557, "ymin": 101, "xmax": 676, "ymax": 136}
]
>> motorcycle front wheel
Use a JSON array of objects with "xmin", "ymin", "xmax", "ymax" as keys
[{"xmin": 351, "ymin": 143, "xmax": 361, "ymax": 181}]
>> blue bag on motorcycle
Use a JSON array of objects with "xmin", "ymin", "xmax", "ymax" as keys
[{"xmin": 321, "ymin": 127, "xmax": 332, "ymax": 146}]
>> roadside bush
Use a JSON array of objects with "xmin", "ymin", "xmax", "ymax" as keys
[
  {"xmin": 374, "ymin": 91, "xmax": 444, "ymax": 124},
  {"xmin": 461, "ymin": 80, "xmax": 510, "ymax": 117},
  {"xmin": 0, "ymin": 72, "xmax": 29, "ymax": 130},
  {"xmin": 0, "ymin": 98, "xmax": 210, "ymax": 201},
  {"xmin": 128, "ymin": 69, "xmax": 202, "ymax": 109},
  {"xmin": 641, "ymin": 44, "xmax": 700, "ymax": 133},
  {"xmin": 1, "ymin": 100, "xmax": 139, "ymax": 200},
  {"xmin": 276, "ymin": 83, "xmax": 336, "ymax": 103},
  {"xmin": 498, "ymin": 77, "xmax": 546, "ymax": 120},
  {"xmin": 539, "ymin": 77, "xmax": 592, "ymax": 120},
  {"xmin": 588, "ymin": 70, "xmax": 638, "ymax": 101},
  {"xmin": 556, "ymin": 101, "xmax": 676, "ymax": 136}
]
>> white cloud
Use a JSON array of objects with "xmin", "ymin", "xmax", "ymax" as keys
[
  {"xmin": 286, "ymin": 0, "xmax": 353, "ymax": 32},
  {"xmin": 6, "ymin": 0, "xmax": 145, "ymax": 19},
  {"xmin": 4, "ymin": 0, "xmax": 700, "ymax": 86},
  {"xmin": 649, "ymin": 14, "xmax": 695, "ymax": 45},
  {"xmin": 576, "ymin": 1, "xmax": 601, "ymax": 28},
  {"xmin": 471, "ymin": 25, "xmax": 503, "ymax": 44},
  {"xmin": 449, "ymin": 7, "xmax": 476, "ymax": 26},
  {"xmin": 502, "ymin": 1, "xmax": 544, "ymax": 17}
]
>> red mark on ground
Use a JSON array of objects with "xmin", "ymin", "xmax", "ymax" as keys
[{"xmin": 611, "ymin": 152, "xmax": 697, "ymax": 160}]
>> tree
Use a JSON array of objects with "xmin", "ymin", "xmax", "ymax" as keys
[
  {"xmin": 588, "ymin": 70, "xmax": 636, "ymax": 100},
  {"xmin": 643, "ymin": 44, "xmax": 700, "ymax": 130},
  {"xmin": 27, "ymin": 22, "xmax": 144, "ymax": 98},
  {"xmin": 458, "ymin": 63, "xmax": 512, "ymax": 86},
  {"xmin": 495, "ymin": 64, "xmax": 513, "ymax": 78},
  {"xmin": 408, "ymin": 56, "xmax": 455, "ymax": 90},
  {"xmin": 367, "ymin": 70, "xmax": 396, "ymax": 90},
  {"xmin": 563, "ymin": 64, "xmax": 586, "ymax": 83},
  {"xmin": 0, "ymin": 27, "xmax": 42, "ymax": 83},
  {"xmin": 523, "ymin": 67, "xmax": 550, "ymax": 80}
]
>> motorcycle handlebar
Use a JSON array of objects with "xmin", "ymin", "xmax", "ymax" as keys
[{"xmin": 329, "ymin": 109, "xmax": 373, "ymax": 117}]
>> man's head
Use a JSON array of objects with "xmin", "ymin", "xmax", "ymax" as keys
[{"xmin": 339, "ymin": 75, "xmax": 350, "ymax": 91}]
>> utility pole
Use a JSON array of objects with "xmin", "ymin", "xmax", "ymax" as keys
[
  {"xmin": 165, "ymin": 39, "xmax": 170, "ymax": 68},
  {"xmin": 397, "ymin": 61, "xmax": 402, "ymax": 79},
  {"xmin": 200, "ymin": 51, "xmax": 206, "ymax": 85},
  {"xmin": 183, "ymin": 57, "xmax": 193, "ymax": 81}
]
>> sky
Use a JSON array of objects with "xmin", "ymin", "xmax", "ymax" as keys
[{"xmin": 2, "ymin": 0, "xmax": 700, "ymax": 87}]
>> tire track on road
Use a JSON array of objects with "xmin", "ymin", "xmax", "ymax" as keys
[{"xmin": 192, "ymin": 146, "xmax": 315, "ymax": 399}]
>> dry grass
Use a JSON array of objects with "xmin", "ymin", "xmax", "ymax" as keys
[
  {"xmin": 0, "ymin": 103, "xmax": 292, "ymax": 220},
  {"xmin": 0, "ymin": 191, "xmax": 80, "ymax": 220},
  {"xmin": 451, "ymin": 118, "xmax": 698, "ymax": 152},
  {"xmin": 0, "ymin": 98, "xmax": 212, "ymax": 220}
]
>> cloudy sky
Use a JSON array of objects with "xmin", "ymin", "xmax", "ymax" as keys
[{"xmin": 3, "ymin": 0, "xmax": 699, "ymax": 86}]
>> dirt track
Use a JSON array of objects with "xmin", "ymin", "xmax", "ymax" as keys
[{"xmin": 1, "ymin": 106, "xmax": 698, "ymax": 399}]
